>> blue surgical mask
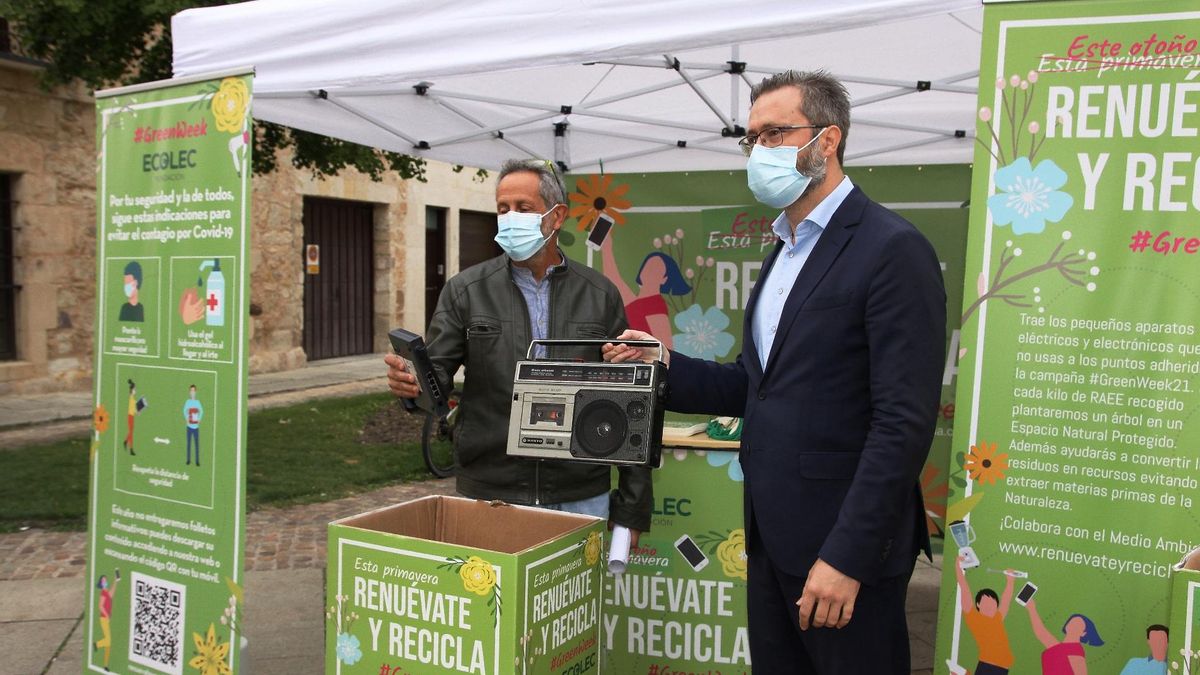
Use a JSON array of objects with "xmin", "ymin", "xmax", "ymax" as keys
[
  {"xmin": 124, "ymin": 282, "xmax": 135, "ymax": 298},
  {"xmin": 495, "ymin": 206, "xmax": 557, "ymax": 262},
  {"xmin": 746, "ymin": 128, "xmax": 827, "ymax": 209}
]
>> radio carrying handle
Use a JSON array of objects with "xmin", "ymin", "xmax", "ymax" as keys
[{"xmin": 526, "ymin": 338, "xmax": 664, "ymax": 362}]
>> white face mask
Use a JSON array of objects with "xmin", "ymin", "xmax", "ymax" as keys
[
  {"xmin": 495, "ymin": 206, "xmax": 557, "ymax": 261},
  {"xmin": 745, "ymin": 127, "xmax": 827, "ymax": 209}
]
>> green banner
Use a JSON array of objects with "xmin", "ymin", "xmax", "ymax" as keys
[
  {"xmin": 935, "ymin": 3, "xmax": 1200, "ymax": 674},
  {"xmin": 86, "ymin": 71, "xmax": 252, "ymax": 674},
  {"xmin": 563, "ymin": 166, "xmax": 967, "ymax": 672}
]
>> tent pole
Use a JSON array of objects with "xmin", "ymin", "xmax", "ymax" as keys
[
  {"xmin": 852, "ymin": 88, "xmax": 920, "ymax": 108},
  {"xmin": 570, "ymin": 144, "xmax": 678, "ymax": 171},
  {"xmin": 433, "ymin": 98, "xmax": 541, "ymax": 159},
  {"xmin": 854, "ymin": 118, "xmax": 973, "ymax": 138},
  {"xmin": 433, "ymin": 90, "xmax": 562, "ymax": 113},
  {"xmin": 570, "ymin": 109, "xmax": 714, "ymax": 134},
  {"xmin": 426, "ymin": 110, "xmax": 561, "ymax": 147},
  {"xmin": 668, "ymin": 54, "xmax": 738, "ymax": 131},
  {"xmin": 578, "ymin": 70, "xmax": 724, "ymax": 109},
  {"xmin": 317, "ymin": 91, "xmax": 422, "ymax": 146},
  {"xmin": 844, "ymin": 135, "xmax": 965, "ymax": 163}
]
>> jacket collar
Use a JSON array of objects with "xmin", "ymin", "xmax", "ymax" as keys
[{"xmin": 745, "ymin": 186, "xmax": 868, "ymax": 381}]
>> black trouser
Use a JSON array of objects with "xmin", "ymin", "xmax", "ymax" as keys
[{"xmin": 746, "ymin": 525, "xmax": 915, "ymax": 674}]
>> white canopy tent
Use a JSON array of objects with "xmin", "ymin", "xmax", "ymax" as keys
[{"xmin": 172, "ymin": 0, "xmax": 984, "ymax": 173}]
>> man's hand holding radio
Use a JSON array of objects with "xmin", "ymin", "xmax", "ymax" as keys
[
  {"xmin": 384, "ymin": 353, "xmax": 421, "ymax": 399},
  {"xmin": 602, "ymin": 330, "xmax": 668, "ymax": 367}
]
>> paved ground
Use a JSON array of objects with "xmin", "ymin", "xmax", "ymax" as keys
[
  {"xmin": 0, "ymin": 353, "xmax": 945, "ymax": 673},
  {"xmin": 0, "ymin": 353, "xmax": 391, "ymax": 448}
]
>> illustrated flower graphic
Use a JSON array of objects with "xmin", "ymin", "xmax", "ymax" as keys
[
  {"xmin": 439, "ymin": 556, "xmax": 502, "ymax": 620},
  {"xmin": 715, "ymin": 529, "xmax": 748, "ymax": 581},
  {"xmin": 920, "ymin": 464, "xmax": 949, "ymax": 536},
  {"xmin": 569, "ymin": 174, "xmax": 632, "ymax": 230},
  {"xmin": 964, "ymin": 441, "xmax": 1008, "ymax": 485},
  {"xmin": 335, "ymin": 632, "xmax": 363, "ymax": 666},
  {"xmin": 93, "ymin": 404, "xmax": 110, "ymax": 433},
  {"xmin": 210, "ymin": 78, "xmax": 250, "ymax": 134},
  {"xmin": 583, "ymin": 531, "xmax": 602, "ymax": 567},
  {"xmin": 673, "ymin": 304, "xmax": 735, "ymax": 360},
  {"xmin": 707, "ymin": 452, "xmax": 744, "ymax": 482},
  {"xmin": 987, "ymin": 157, "xmax": 1073, "ymax": 235},
  {"xmin": 459, "ymin": 555, "xmax": 497, "ymax": 596},
  {"xmin": 188, "ymin": 623, "xmax": 231, "ymax": 675}
]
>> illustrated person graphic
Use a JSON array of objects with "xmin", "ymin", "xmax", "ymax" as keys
[
  {"xmin": 599, "ymin": 231, "xmax": 690, "ymax": 349},
  {"xmin": 954, "ymin": 555, "xmax": 1016, "ymax": 674},
  {"xmin": 183, "ymin": 384, "xmax": 203, "ymax": 466},
  {"xmin": 123, "ymin": 379, "xmax": 142, "ymax": 456},
  {"xmin": 1025, "ymin": 599, "xmax": 1104, "ymax": 675},
  {"xmin": 1119, "ymin": 624, "xmax": 1168, "ymax": 675},
  {"xmin": 119, "ymin": 261, "xmax": 144, "ymax": 322},
  {"xmin": 93, "ymin": 568, "xmax": 120, "ymax": 669}
]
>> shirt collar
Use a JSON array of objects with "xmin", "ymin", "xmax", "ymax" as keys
[
  {"xmin": 770, "ymin": 175, "xmax": 855, "ymax": 244},
  {"xmin": 510, "ymin": 248, "xmax": 567, "ymax": 281}
]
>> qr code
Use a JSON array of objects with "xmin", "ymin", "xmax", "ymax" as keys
[{"xmin": 128, "ymin": 572, "xmax": 187, "ymax": 675}]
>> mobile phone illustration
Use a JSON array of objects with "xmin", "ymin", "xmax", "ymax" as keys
[
  {"xmin": 675, "ymin": 534, "xmax": 709, "ymax": 572},
  {"xmin": 1015, "ymin": 581, "xmax": 1038, "ymax": 606},
  {"xmin": 586, "ymin": 214, "xmax": 615, "ymax": 250}
]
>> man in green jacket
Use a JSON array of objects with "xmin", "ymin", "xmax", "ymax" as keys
[{"xmin": 385, "ymin": 158, "xmax": 652, "ymax": 542}]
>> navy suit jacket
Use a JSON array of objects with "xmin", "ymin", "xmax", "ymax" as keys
[{"xmin": 667, "ymin": 186, "xmax": 946, "ymax": 585}]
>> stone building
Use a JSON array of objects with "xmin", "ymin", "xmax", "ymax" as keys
[{"xmin": 0, "ymin": 32, "xmax": 497, "ymax": 395}]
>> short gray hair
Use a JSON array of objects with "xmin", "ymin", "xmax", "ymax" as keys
[
  {"xmin": 497, "ymin": 159, "xmax": 567, "ymax": 209},
  {"xmin": 750, "ymin": 70, "xmax": 850, "ymax": 164}
]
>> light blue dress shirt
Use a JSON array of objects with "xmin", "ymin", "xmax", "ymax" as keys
[
  {"xmin": 752, "ymin": 176, "xmax": 855, "ymax": 369},
  {"xmin": 1119, "ymin": 657, "xmax": 1166, "ymax": 675},
  {"xmin": 511, "ymin": 250, "xmax": 566, "ymax": 359}
]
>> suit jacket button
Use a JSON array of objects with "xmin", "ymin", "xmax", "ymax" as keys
[{"xmin": 757, "ymin": 392, "xmax": 766, "ymax": 400}]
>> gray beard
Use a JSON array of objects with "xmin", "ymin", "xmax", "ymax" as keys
[{"xmin": 797, "ymin": 147, "xmax": 828, "ymax": 198}]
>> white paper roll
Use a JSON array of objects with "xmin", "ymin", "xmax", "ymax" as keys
[{"xmin": 608, "ymin": 525, "xmax": 632, "ymax": 575}]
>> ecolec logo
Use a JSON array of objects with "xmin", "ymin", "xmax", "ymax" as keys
[{"xmin": 652, "ymin": 497, "xmax": 692, "ymax": 517}]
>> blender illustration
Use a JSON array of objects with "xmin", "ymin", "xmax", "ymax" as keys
[
  {"xmin": 198, "ymin": 259, "xmax": 225, "ymax": 327},
  {"xmin": 948, "ymin": 519, "xmax": 980, "ymax": 569}
]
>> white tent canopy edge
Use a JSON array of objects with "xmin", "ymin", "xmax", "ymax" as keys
[{"xmin": 172, "ymin": 0, "xmax": 984, "ymax": 172}]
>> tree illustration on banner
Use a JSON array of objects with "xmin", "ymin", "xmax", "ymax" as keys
[{"xmin": 962, "ymin": 70, "xmax": 1101, "ymax": 331}]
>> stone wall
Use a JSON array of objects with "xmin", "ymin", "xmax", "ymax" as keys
[{"xmin": 0, "ymin": 60, "xmax": 96, "ymax": 394}]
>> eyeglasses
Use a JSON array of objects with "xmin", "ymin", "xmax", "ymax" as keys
[{"xmin": 738, "ymin": 125, "xmax": 826, "ymax": 156}]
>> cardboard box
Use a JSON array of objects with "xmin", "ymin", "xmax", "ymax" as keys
[{"xmin": 325, "ymin": 496, "xmax": 605, "ymax": 675}]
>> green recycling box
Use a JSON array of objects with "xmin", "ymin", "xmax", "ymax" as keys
[{"xmin": 325, "ymin": 496, "xmax": 605, "ymax": 675}]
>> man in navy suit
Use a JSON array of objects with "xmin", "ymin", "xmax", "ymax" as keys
[{"xmin": 605, "ymin": 70, "xmax": 945, "ymax": 673}]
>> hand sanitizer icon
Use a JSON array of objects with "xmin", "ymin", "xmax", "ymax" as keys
[{"xmin": 199, "ymin": 259, "xmax": 225, "ymax": 327}]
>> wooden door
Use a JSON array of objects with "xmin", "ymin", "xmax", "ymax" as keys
[
  {"xmin": 458, "ymin": 209, "xmax": 502, "ymax": 271},
  {"xmin": 302, "ymin": 198, "xmax": 374, "ymax": 360},
  {"xmin": 425, "ymin": 206, "xmax": 447, "ymax": 331}
]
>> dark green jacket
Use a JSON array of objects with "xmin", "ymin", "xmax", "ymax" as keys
[{"xmin": 426, "ymin": 253, "xmax": 653, "ymax": 532}]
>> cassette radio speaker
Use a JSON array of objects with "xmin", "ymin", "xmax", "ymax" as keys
[{"xmin": 507, "ymin": 339, "xmax": 665, "ymax": 467}]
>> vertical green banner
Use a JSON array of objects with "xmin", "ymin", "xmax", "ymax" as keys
[
  {"xmin": 86, "ymin": 70, "xmax": 252, "ymax": 675},
  {"xmin": 563, "ymin": 168, "xmax": 967, "ymax": 673},
  {"xmin": 935, "ymin": 3, "xmax": 1200, "ymax": 674}
]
